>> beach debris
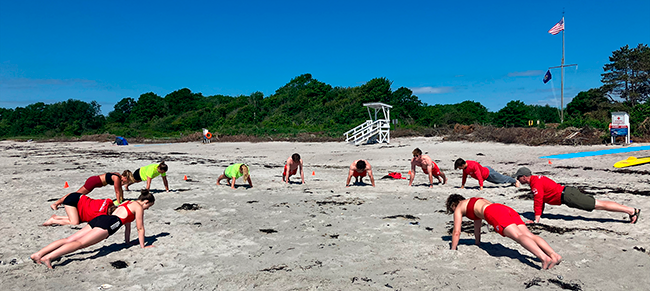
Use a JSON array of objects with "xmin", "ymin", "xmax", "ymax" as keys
[
  {"xmin": 260, "ymin": 264, "xmax": 290, "ymax": 272},
  {"xmin": 259, "ymin": 229, "xmax": 278, "ymax": 234},
  {"xmin": 175, "ymin": 203, "xmax": 200, "ymax": 211},
  {"xmin": 528, "ymin": 223, "xmax": 628, "ymax": 235},
  {"xmin": 246, "ymin": 200, "xmax": 259, "ymax": 204},
  {"xmin": 351, "ymin": 277, "xmax": 373, "ymax": 283},
  {"xmin": 548, "ymin": 278, "xmax": 583, "ymax": 291},
  {"xmin": 110, "ymin": 260, "xmax": 128, "ymax": 269},
  {"xmin": 382, "ymin": 214, "xmax": 420, "ymax": 220},
  {"xmin": 98, "ymin": 284, "xmax": 113, "ymax": 290},
  {"xmin": 524, "ymin": 277, "xmax": 543, "ymax": 288},
  {"xmin": 315, "ymin": 198, "xmax": 364, "ymax": 206},
  {"xmin": 633, "ymin": 246, "xmax": 647, "ymax": 253}
]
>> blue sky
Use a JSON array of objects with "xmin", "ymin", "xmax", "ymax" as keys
[{"xmin": 1, "ymin": 1, "xmax": 649, "ymax": 115}]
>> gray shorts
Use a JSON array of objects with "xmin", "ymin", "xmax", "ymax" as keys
[{"xmin": 561, "ymin": 186, "xmax": 595, "ymax": 211}]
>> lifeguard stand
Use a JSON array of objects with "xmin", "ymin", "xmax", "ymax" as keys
[
  {"xmin": 344, "ymin": 102, "xmax": 392, "ymax": 145},
  {"xmin": 610, "ymin": 112, "xmax": 630, "ymax": 144}
]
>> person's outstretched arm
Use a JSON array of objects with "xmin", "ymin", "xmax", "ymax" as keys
[
  {"xmin": 368, "ymin": 169, "xmax": 375, "ymax": 187},
  {"xmin": 473, "ymin": 219, "xmax": 482, "ymax": 246},
  {"xmin": 408, "ymin": 162, "xmax": 416, "ymax": 186},
  {"xmin": 299, "ymin": 160, "xmax": 305, "ymax": 184},
  {"xmin": 231, "ymin": 177, "xmax": 237, "ymax": 189},
  {"xmin": 451, "ymin": 210, "xmax": 463, "ymax": 250},
  {"xmin": 134, "ymin": 206, "xmax": 152, "ymax": 248},
  {"xmin": 346, "ymin": 169, "xmax": 353, "ymax": 187},
  {"xmin": 247, "ymin": 176, "xmax": 253, "ymax": 188},
  {"xmin": 124, "ymin": 222, "xmax": 131, "ymax": 245},
  {"xmin": 113, "ymin": 175, "xmax": 124, "ymax": 203},
  {"xmin": 146, "ymin": 177, "xmax": 152, "ymax": 190},
  {"xmin": 162, "ymin": 176, "xmax": 169, "ymax": 192}
]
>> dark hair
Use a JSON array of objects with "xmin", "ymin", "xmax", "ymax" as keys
[
  {"xmin": 412, "ymin": 148, "xmax": 422, "ymax": 156},
  {"xmin": 356, "ymin": 160, "xmax": 366, "ymax": 170},
  {"xmin": 445, "ymin": 194, "xmax": 465, "ymax": 214},
  {"xmin": 107, "ymin": 203, "xmax": 117, "ymax": 215},
  {"xmin": 138, "ymin": 189, "xmax": 155, "ymax": 204},
  {"xmin": 158, "ymin": 162, "xmax": 168, "ymax": 172},
  {"xmin": 454, "ymin": 158, "xmax": 466, "ymax": 170},
  {"xmin": 291, "ymin": 153, "xmax": 301, "ymax": 162}
]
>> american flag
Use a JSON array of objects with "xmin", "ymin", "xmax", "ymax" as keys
[{"xmin": 548, "ymin": 18, "xmax": 564, "ymax": 35}]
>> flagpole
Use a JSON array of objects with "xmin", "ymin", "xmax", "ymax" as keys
[{"xmin": 547, "ymin": 15, "xmax": 575, "ymax": 124}]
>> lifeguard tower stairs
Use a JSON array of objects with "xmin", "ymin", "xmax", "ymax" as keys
[{"xmin": 344, "ymin": 102, "xmax": 393, "ymax": 145}]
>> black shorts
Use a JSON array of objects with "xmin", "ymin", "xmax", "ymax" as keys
[
  {"xmin": 88, "ymin": 215, "xmax": 123, "ymax": 236},
  {"xmin": 133, "ymin": 169, "xmax": 143, "ymax": 182},
  {"xmin": 561, "ymin": 186, "xmax": 596, "ymax": 211},
  {"xmin": 62, "ymin": 192, "xmax": 82, "ymax": 207}
]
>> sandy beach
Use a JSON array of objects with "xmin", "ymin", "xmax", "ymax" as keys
[{"xmin": 0, "ymin": 138, "xmax": 648, "ymax": 290}]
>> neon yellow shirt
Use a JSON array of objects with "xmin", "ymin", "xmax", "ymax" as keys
[
  {"xmin": 225, "ymin": 163, "xmax": 247, "ymax": 178},
  {"xmin": 140, "ymin": 163, "xmax": 166, "ymax": 179}
]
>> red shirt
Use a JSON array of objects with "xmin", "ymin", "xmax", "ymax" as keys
[
  {"xmin": 78, "ymin": 195, "xmax": 113, "ymax": 222},
  {"xmin": 530, "ymin": 175, "xmax": 565, "ymax": 216},
  {"xmin": 462, "ymin": 160, "xmax": 490, "ymax": 187}
]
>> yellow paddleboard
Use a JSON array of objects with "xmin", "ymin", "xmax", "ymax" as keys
[{"xmin": 614, "ymin": 156, "xmax": 650, "ymax": 168}]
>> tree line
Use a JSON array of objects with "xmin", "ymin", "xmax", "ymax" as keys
[{"xmin": 1, "ymin": 44, "xmax": 648, "ymax": 140}]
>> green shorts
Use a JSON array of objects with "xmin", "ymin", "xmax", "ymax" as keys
[{"xmin": 561, "ymin": 186, "xmax": 595, "ymax": 211}]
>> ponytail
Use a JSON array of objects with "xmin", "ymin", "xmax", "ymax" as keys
[{"xmin": 158, "ymin": 161, "xmax": 168, "ymax": 172}]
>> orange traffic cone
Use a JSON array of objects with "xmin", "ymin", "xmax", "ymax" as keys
[
  {"xmin": 64, "ymin": 181, "xmax": 69, "ymax": 188},
  {"xmin": 408, "ymin": 170, "xmax": 412, "ymax": 175},
  {"xmin": 183, "ymin": 175, "xmax": 188, "ymax": 180},
  {"xmin": 312, "ymin": 171, "xmax": 315, "ymax": 176},
  {"xmin": 548, "ymin": 160, "xmax": 553, "ymax": 164}
]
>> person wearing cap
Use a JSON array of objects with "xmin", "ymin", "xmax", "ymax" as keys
[
  {"xmin": 454, "ymin": 158, "xmax": 520, "ymax": 190},
  {"xmin": 513, "ymin": 167, "xmax": 640, "ymax": 224},
  {"xmin": 217, "ymin": 163, "xmax": 253, "ymax": 189}
]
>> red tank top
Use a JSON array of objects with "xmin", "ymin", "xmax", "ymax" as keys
[
  {"xmin": 117, "ymin": 202, "xmax": 136, "ymax": 224},
  {"xmin": 78, "ymin": 195, "xmax": 113, "ymax": 222},
  {"xmin": 466, "ymin": 197, "xmax": 482, "ymax": 220}
]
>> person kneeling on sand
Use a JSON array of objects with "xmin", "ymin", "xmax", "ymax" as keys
[
  {"xmin": 454, "ymin": 158, "xmax": 520, "ymax": 190},
  {"xmin": 217, "ymin": 163, "xmax": 253, "ymax": 189},
  {"xmin": 50, "ymin": 170, "xmax": 134, "ymax": 209},
  {"xmin": 43, "ymin": 192, "xmax": 116, "ymax": 226},
  {"xmin": 409, "ymin": 148, "xmax": 447, "ymax": 187},
  {"xmin": 31, "ymin": 190, "xmax": 155, "ymax": 269},
  {"xmin": 283, "ymin": 153, "xmax": 305, "ymax": 184},
  {"xmin": 514, "ymin": 167, "xmax": 640, "ymax": 224},
  {"xmin": 446, "ymin": 194, "xmax": 562, "ymax": 270},
  {"xmin": 346, "ymin": 159, "xmax": 375, "ymax": 187}
]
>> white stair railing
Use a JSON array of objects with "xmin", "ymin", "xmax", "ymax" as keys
[{"xmin": 344, "ymin": 119, "xmax": 388, "ymax": 145}]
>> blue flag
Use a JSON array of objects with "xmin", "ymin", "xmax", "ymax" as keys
[{"xmin": 543, "ymin": 70, "xmax": 552, "ymax": 84}]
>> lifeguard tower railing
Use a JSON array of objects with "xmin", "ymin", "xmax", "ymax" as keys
[{"xmin": 344, "ymin": 102, "xmax": 392, "ymax": 145}]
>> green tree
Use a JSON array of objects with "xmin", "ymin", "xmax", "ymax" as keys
[
  {"xmin": 107, "ymin": 97, "xmax": 136, "ymax": 123},
  {"xmin": 495, "ymin": 100, "xmax": 531, "ymax": 127},
  {"xmin": 601, "ymin": 43, "xmax": 650, "ymax": 105},
  {"xmin": 131, "ymin": 92, "xmax": 166, "ymax": 122}
]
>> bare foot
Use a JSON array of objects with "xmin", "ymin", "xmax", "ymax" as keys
[
  {"xmin": 548, "ymin": 253, "xmax": 562, "ymax": 269},
  {"xmin": 41, "ymin": 257, "xmax": 53, "ymax": 269},
  {"xmin": 30, "ymin": 253, "xmax": 42, "ymax": 264},
  {"xmin": 541, "ymin": 256, "xmax": 553, "ymax": 270},
  {"xmin": 42, "ymin": 215, "xmax": 57, "ymax": 226},
  {"xmin": 50, "ymin": 203, "xmax": 59, "ymax": 211}
]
